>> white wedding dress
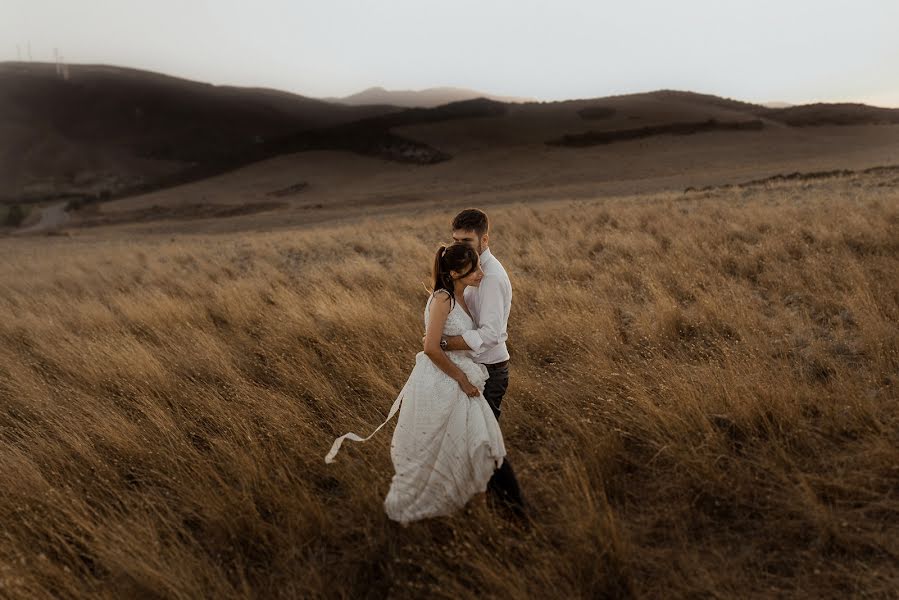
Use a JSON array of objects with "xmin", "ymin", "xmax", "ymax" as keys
[{"xmin": 325, "ymin": 289, "xmax": 506, "ymax": 524}]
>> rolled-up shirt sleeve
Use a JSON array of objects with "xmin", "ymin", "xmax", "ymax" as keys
[
  {"xmin": 461, "ymin": 275, "xmax": 507, "ymax": 356},
  {"xmin": 461, "ymin": 329, "xmax": 484, "ymax": 354}
]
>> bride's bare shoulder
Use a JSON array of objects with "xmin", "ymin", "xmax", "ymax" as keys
[{"xmin": 428, "ymin": 289, "xmax": 453, "ymax": 310}]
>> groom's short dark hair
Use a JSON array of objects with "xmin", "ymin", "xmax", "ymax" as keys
[{"xmin": 452, "ymin": 209, "xmax": 489, "ymax": 238}]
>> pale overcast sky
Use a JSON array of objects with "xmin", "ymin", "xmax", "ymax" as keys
[{"xmin": 4, "ymin": 0, "xmax": 899, "ymax": 106}]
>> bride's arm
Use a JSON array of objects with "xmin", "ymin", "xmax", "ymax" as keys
[{"xmin": 424, "ymin": 293, "xmax": 474, "ymax": 385}]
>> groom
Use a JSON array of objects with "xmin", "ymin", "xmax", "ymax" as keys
[{"xmin": 440, "ymin": 208, "xmax": 528, "ymax": 522}]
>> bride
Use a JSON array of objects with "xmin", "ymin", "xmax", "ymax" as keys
[{"xmin": 325, "ymin": 242, "xmax": 506, "ymax": 524}]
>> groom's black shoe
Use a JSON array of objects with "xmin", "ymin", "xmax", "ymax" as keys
[
  {"xmin": 486, "ymin": 469, "xmax": 532, "ymax": 531},
  {"xmin": 489, "ymin": 494, "xmax": 533, "ymax": 531},
  {"xmin": 487, "ymin": 459, "xmax": 525, "ymax": 505}
]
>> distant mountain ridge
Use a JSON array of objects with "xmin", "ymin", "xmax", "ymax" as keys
[
  {"xmin": 2, "ymin": 62, "xmax": 898, "ymax": 208},
  {"xmin": 0, "ymin": 62, "xmax": 402, "ymax": 201},
  {"xmin": 322, "ymin": 86, "xmax": 536, "ymax": 108}
]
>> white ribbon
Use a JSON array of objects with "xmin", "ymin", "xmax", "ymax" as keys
[{"xmin": 324, "ymin": 380, "xmax": 410, "ymax": 464}]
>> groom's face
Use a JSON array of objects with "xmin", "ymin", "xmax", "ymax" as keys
[{"xmin": 452, "ymin": 229, "xmax": 487, "ymax": 255}]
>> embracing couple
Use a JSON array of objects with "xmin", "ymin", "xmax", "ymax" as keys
[{"xmin": 325, "ymin": 208, "xmax": 529, "ymax": 527}]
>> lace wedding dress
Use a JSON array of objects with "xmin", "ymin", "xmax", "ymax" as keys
[{"xmin": 325, "ymin": 289, "xmax": 506, "ymax": 524}]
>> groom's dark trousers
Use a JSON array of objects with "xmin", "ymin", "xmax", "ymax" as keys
[{"xmin": 483, "ymin": 360, "xmax": 526, "ymax": 514}]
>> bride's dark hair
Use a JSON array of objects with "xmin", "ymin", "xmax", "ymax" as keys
[{"xmin": 432, "ymin": 242, "xmax": 479, "ymax": 306}]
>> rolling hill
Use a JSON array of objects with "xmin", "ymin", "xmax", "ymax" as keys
[
  {"xmin": 3, "ymin": 63, "xmax": 899, "ymax": 227},
  {"xmin": 0, "ymin": 62, "xmax": 401, "ymax": 202}
]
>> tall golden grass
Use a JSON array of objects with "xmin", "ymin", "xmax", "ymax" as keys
[{"xmin": 1, "ymin": 174, "xmax": 897, "ymax": 598}]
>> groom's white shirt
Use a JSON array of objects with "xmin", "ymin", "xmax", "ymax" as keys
[{"xmin": 461, "ymin": 247, "xmax": 511, "ymax": 365}]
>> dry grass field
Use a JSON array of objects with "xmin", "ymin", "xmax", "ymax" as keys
[{"xmin": 1, "ymin": 170, "xmax": 897, "ymax": 598}]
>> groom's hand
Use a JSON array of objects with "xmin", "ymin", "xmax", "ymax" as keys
[
  {"xmin": 421, "ymin": 335, "xmax": 471, "ymax": 352},
  {"xmin": 442, "ymin": 335, "xmax": 473, "ymax": 352},
  {"xmin": 423, "ymin": 335, "xmax": 446, "ymax": 346}
]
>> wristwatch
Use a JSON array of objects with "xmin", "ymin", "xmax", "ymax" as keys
[{"xmin": 440, "ymin": 337, "xmax": 448, "ymax": 350}]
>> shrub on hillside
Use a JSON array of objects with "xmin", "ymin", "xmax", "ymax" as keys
[
  {"xmin": 577, "ymin": 106, "xmax": 617, "ymax": 120},
  {"xmin": 4, "ymin": 204, "xmax": 25, "ymax": 227}
]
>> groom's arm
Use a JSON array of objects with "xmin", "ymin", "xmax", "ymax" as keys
[
  {"xmin": 449, "ymin": 275, "xmax": 507, "ymax": 354},
  {"xmin": 442, "ymin": 335, "xmax": 472, "ymax": 351}
]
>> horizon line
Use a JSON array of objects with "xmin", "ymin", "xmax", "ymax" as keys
[{"xmin": 2, "ymin": 59, "xmax": 898, "ymax": 110}]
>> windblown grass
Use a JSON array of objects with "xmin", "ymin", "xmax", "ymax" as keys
[{"xmin": 1, "ymin": 174, "xmax": 897, "ymax": 598}]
